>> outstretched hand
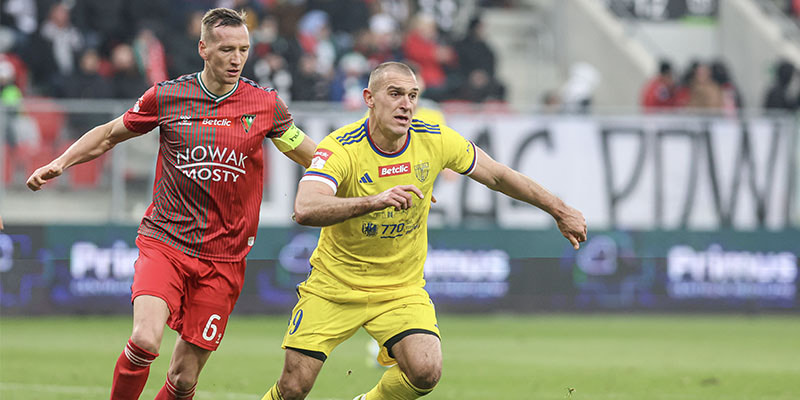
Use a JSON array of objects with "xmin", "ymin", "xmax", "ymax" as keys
[
  {"xmin": 556, "ymin": 205, "xmax": 587, "ymax": 250},
  {"xmin": 373, "ymin": 185, "xmax": 424, "ymax": 211},
  {"xmin": 26, "ymin": 162, "xmax": 64, "ymax": 191}
]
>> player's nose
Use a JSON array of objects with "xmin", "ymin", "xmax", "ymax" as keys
[{"xmin": 399, "ymin": 95, "xmax": 412, "ymax": 109}]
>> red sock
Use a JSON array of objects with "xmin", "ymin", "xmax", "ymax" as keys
[
  {"xmin": 110, "ymin": 339, "xmax": 158, "ymax": 400},
  {"xmin": 154, "ymin": 376, "xmax": 196, "ymax": 399}
]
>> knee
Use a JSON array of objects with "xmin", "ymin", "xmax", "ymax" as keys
[
  {"xmin": 277, "ymin": 377, "xmax": 314, "ymax": 400},
  {"xmin": 129, "ymin": 330, "xmax": 161, "ymax": 354},
  {"xmin": 406, "ymin": 363, "xmax": 441, "ymax": 390},
  {"xmin": 167, "ymin": 366, "xmax": 199, "ymax": 391}
]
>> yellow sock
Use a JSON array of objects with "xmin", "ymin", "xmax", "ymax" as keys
[
  {"xmin": 364, "ymin": 365, "xmax": 433, "ymax": 400},
  {"xmin": 262, "ymin": 383, "xmax": 283, "ymax": 400}
]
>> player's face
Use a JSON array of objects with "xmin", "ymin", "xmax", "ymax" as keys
[
  {"xmin": 200, "ymin": 24, "xmax": 250, "ymax": 87},
  {"xmin": 367, "ymin": 71, "xmax": 419, "ymax": 138}
]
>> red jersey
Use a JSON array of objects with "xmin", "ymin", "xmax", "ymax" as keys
[{"xmin": 123, "ymin": 73, "xmax": 293, "ymax": 261}]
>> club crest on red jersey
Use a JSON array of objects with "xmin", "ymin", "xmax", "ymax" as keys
[{"xmin": 241, "ymin": 114, "xmax": 256, "ymax": 133}]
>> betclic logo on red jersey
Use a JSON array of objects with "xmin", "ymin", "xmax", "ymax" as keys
[
  {"xmin": 201, "ymin": 118, "xmax": 232, "ymax": 127},
  {"xmin": 379, "ymin": 162, "xmax": 411, "ymax": 177}
]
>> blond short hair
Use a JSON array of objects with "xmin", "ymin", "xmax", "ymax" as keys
[
  {"xmin": 367, "ymin": 62, "xmax": 416, "ymax": 91},
  {"xmin": 200, "ymin": 8, "xmax": 247, "ymax": 42}
]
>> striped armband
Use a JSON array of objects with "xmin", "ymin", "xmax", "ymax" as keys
[
  {"xmin": 301, "ymin": 171, "xmax": 338, "ymax": 194},
  {"xmin": 271, "ymin": 124, "xmax": 306, "ymax": 152},
  {"xmin": 461, "ymin": 141, "xmax": 478, "ymax": 175}
]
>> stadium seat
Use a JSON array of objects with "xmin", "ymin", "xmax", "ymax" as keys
[
  {"xmin": 23, "ymin": 97, "xmax": 66, "ymax": 144},
  {"xmin": 3, "ymin": 142, "xmax": 56, "ymax": 186}
]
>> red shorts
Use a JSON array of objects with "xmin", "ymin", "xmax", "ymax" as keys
[{"xmin": 131, "ymin": 235, "xmax": 245, "ymax": 351}]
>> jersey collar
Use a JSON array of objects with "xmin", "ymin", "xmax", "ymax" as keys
[
  {"xmin": 366, "ymin": 118, "xmax": 410, "ymax": 158},
  {"xmin": 196, "ymin": 72, "xmax": 239, "ymax": 103}
]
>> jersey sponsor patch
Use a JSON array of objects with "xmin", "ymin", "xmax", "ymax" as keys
[
  {"xmin": 132, "ymin": 97, "xmax": 142, "ymax": 112},
  {"xmin": 378, "ymin": 162, "xmax": 411, "ymax": 177},
  {"xmin": 310, "ymin": 149, "xmax": 332, "ymax": 169},
  {"xmin": 201, "ymin": 118, "xmax": 232, "ymax": 127}
]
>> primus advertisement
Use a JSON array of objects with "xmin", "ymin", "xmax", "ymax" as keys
[{"xmin": 0, "ymin": 227, "xmax": 796, "ymax": 314}]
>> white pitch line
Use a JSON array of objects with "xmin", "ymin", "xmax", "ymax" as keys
[
  {"xmin": 0, "ymin": 382, "xmax": 344, "ymax": 400},
  {"xmin": 0, "ymin": 382, "xmax": 107, "ymax": 395}
]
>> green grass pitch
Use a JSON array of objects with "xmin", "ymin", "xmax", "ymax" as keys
[{"xmin": 1, "ymin": 314, "xmax": 798, "ymax": 399}]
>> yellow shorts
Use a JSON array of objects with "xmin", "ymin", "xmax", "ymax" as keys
[{"xmin": 281, "ymin": 270, "xmax": 440, "ymax": 366}]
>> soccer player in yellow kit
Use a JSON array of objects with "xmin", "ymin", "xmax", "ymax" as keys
[{"xmin": 261, "ymin": 62, "xmax": 587, "ymax": 400}]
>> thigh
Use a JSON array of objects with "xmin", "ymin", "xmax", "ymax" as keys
[
  {"xmin": 131, "ymin": 235, "xmax": 187, "ymax": 316},
  {"xmin": 130, "ymin": 295, "xmax": 170, "ymax": 352},
  {"xmin": 178, "ymin": 258, "xmax": 246, "ymax": 351},
  {"xmin": 363, "ymin": 290, "xmax": 440, "ymax": 366},
  {"xmin": 281, "ymin": 290, "xmax": 364, "ymax": 361}
]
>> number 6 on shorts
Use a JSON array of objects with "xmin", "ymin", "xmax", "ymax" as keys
[{"xmin": 203, "ymin": 314, "xmax": 222, "ymax": 342}]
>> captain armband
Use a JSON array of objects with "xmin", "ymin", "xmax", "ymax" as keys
[{"xmin": 271, "ymin": 124, "xmax": 306, "ymax": 152}]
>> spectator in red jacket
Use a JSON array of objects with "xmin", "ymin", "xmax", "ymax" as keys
[
  {"xmin": 640, "ymin": 60, "xmax": 677, "ymax": 112},
  {"xmin": 402, "ymin": 13, "xmax": 456, "ymax": 101}
]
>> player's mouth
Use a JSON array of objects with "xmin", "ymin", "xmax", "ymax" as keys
[
  {"xmin": 393, "ymin": 115, "xmax": 410, "ymax": 124},
  {"xmin": 226, "ymin": 69, "xmax": 240, "ymax": 77}
]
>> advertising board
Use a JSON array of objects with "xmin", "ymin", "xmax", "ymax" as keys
[{"xmin": 1, "ymin": 227, "xmax": 796, "ymax": 314}]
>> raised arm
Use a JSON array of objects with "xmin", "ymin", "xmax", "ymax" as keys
[
  {"xmin": 26, "ymin": 115, "xmax": 144, "ymax": 191},
  {"xmin": 293, "ymin": 181, "xmax": 423, "ymax": 227},
  {"xmin": 468, "ymin": 146, "xmax": 587, "ymax": 249}
]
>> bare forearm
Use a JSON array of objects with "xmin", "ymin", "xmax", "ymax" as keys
[
  {"xmin": 294, "ymin": 195, "xmax": 379, "ymax": 227},
  {"xmin": 54, "ymin": 123, "xmax": 117, "ymax": 169},
  {"xmin": 27, "ymin": 116, "xmax": 139, "ymax": 191},
  {"xmin": 490, "ymin": 167, "xmax": 566, "ymax": 218},
  {"xmin": 470, "ymin": 148, "xmax": 586, "ymax": 248}
]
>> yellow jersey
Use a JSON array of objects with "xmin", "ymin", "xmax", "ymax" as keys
[{"xmin": 300, "ymin": 117, "xmax": 476, "ymax": 293}]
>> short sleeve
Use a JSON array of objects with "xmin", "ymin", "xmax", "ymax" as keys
[
  {"xmin": 441, "ymin": 125, "xmax": 477, "ymax": 175},
  {"xmin": 122, "ymin": 85, "xmax": 159, "ymax": 134},
  {"xmin": 267, "ymin": 94, "xmax": 294, "ymax": 139},
  {"xmin": 300, "ymin": 136, "xmax": 350, "ymax": 195}
]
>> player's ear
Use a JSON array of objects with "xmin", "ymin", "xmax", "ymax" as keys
[
  {"xmin": 198, "ymin": 40, "xmax": 207, "ymax": 60},
  {"xmin": 363, "ymin": 88, "xmax": 374, "ymax": 108}
]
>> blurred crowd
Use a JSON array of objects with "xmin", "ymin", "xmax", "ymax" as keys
[
  {"xmin": 639, "ymin": 59, "xmax": 743, "ymax": 116},
  {"xmin": 639, "ymin": 57, "xmax": 800, "ymax": 115},
  {"xmin": 0, "ymin": 0, "xmax": 513, "ymax": 186},
  {"xmin": 0, "ymin": 0, "xmax": 508, "ymax": 107}
]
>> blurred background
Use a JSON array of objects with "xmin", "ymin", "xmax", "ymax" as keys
[{"xmin": 0, "ymin": 0, "xmax": 798, "ymax": 316}]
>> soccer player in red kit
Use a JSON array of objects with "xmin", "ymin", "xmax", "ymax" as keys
[{"xmin": 26, "ymin": 8, "xmax": 316, "ymax": 400}]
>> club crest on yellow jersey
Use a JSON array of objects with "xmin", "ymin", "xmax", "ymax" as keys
[{"xmin": 414, "ymin": 162, "xmax": 430, "ymax": 182}]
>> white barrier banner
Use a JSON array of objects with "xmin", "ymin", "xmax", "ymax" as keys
[{"xmin": 261, "ymin": 113, "xmax": 798, "ymax": 231}]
